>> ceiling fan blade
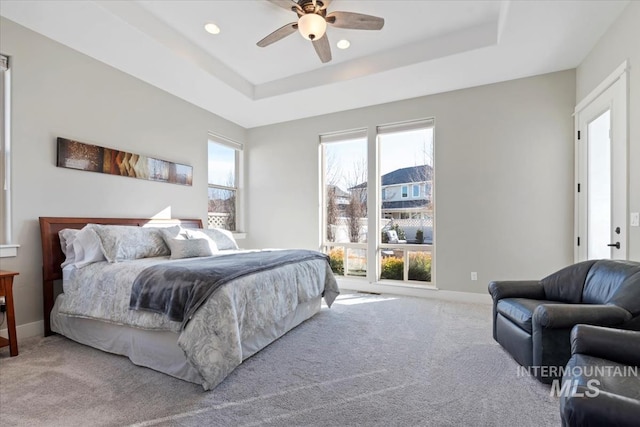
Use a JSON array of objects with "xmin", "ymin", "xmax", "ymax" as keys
[
  {"xmin": 319, "ymin": 0, "xmax": 332, "ymax": 10},
  {"xmin": 312, "ymin": 34, "xmax": 332, "ymax": 63},
  {"xmin": 267, "ymin": 0, "xmax": 302, "ymax": 14},
  {"xmin": 326, "ymin": 11, "xmax": 384, "ymax": 30},
  {"xmin": 257, "ymin": 22, "xmax": 298, "ymax": 47}
]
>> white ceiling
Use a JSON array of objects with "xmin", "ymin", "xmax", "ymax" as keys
[{"xmin": 0, "ymin": 0, "xmax": 629, "ymax": 128}]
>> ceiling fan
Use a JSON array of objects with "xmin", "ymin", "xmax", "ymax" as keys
[{"xmin": 257, "ymin": 0, "xmax": 385, "ymax": 63}]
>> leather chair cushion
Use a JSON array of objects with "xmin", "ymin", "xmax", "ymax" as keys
[
  {"xmin": 566, "ymin": 354, "xmax": 640, "ymax": 400},
  {"xmin": 583, "ymin": 261, "xmax": 640, "ymax": 314},
  {"xmin": 497, "ymin": 298, "xmax": 556, "ymax": 334},
  {"xmin": 541, "ymin": 260, "xmax": 596, "ymax": 304}
]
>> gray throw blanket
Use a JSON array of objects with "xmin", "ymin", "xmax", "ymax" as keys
[{"xmin": 129, "ymin": 249, "xmax": 330, "ymax": 329}]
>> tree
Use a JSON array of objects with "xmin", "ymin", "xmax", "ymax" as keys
[
  {"xmin": 325, "ymin": 151, "xmax": 341, "ymax": 242},
  {"xmin": 326, "ymin": 186, "xmax": 338, "ymax": 241},
  {"xmin": 345, "ymin": 159, "xmax": 367, "ymax": 243},
  {"xmin": 345, "ymin": 192, "xmax": 364, "ymax": 242}
]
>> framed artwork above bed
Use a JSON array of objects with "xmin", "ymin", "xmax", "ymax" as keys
[{"xmin": 56, "ymin": 137, "xmax": 193, "ymax": 186}]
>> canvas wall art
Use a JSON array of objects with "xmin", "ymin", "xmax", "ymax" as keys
[{"xmin": 56, "ymin": 137, "xmax": 193, "ymax": 186}]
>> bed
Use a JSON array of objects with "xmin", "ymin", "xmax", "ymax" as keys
[{"xmin": 39, "ymin": 217, "xmax": 340, "ymax": 390}]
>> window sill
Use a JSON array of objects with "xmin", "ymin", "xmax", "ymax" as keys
[{"xmin": 0, "ymin": 244, "xmax": 20, "ymax": 258}]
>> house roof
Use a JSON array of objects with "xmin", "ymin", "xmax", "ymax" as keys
[{"xmin": 351, "ymin": 165, "xmax": 432, "ymax": 189}]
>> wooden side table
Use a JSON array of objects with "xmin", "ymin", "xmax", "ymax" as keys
[{"xmin": 0, "ymin": 270, "xmax": 19, "ymax": 357}]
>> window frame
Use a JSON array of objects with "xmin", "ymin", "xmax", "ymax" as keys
[
  {"xmin": 0, "ymin": 53, "xmax": 18, "ymax": 257},
  {"xmin": 207, "ymin": 133, "xmax": 243, "ymax": 232},
  {"xmin": 412, "ymin": 184, "xmax": 420, "ymax": 198},
  {"xmin": 320, "ymin": 128, "xmax": 369, "ymax": 280}
]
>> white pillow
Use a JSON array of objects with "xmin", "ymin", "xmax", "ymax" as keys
[
  {"xmin": 186, "ymin": 228, "xmax": 239, "ymax": 250},
  {"xmin": 59, "ymin": 229, "xmax": 80, "ymax": 268},
  {"xmin": 168, "ymin": 238, "xmax": 215, "ymax": 259},
  {"xmin": 72, "ymin": 225, "xmax": 107, "ymax": 268},
  {"xmin": 92, "ymin": 224, "xmax": 170, "ymax": 263},
  {"xmin": 159, "ymin": 225, "xmax": 188, "ymax": 243}
]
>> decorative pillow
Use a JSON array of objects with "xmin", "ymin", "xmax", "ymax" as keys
[
  {"xmin": 159, "ymin": 225, "xmax": 188, "ymax": 244},
  {"xmin": 72, "ymin": 225, "xmax": 107, "ymax": 268},
  {"xmin": 186, "ymin": 228, "xmax": 239, "ymax": 250},
  {"xmin": 92, "ymin": 224, "xmax": 170, "ymax": 263},
  {"xmin": 59, "ymin": 228, "xmax": 80, "ymax": 268},
  {"xmin": 168, "ymin": 238, "xmax": 215, "ymax": 259}
]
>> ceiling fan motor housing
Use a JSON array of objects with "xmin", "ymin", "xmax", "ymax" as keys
[{"xmin": 297, "ymin": 0, "xmax": 326, "ymax": 13}]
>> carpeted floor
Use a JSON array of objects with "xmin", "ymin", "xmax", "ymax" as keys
[{"xmin": 0, "ymin": 293, "xmax": 560, "ymax": 426}]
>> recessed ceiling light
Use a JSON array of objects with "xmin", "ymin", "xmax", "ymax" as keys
[
  {"xmin": 204, "ymin": 23, "xmax": 220, "ymax": 35},
  {"xmin": 337, "ymin": 39, "xmax": 350, "ymax": 50}
]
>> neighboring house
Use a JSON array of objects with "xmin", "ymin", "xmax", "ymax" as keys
[
  {"xmin": 327, "ymin": 184, "xmax": 351, "ymax": 215},
  {"xmin": 351, "ymin": 165, "xmax": 433, "ymax": 220}
]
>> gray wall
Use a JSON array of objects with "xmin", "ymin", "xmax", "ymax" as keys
[
  {"xmin": 576, "ymin": 1, "xmax": 640, "ymax": 261},
  {"xmin": 0, "ymin": 18, "xmax": 246, "ymax": 330},
  {"xmin": 246, "ymin": 70, "xmax": 576, "ymax": 293}
]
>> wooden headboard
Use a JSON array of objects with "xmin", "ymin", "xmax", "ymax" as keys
[{"xmin": 39, "ymin": 217, "xmax": 203, "ymax": 336}]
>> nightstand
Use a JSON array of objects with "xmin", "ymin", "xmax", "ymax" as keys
[{"xmin": 0, "ymin": 270, "xmax": 19, "ymax": 356}]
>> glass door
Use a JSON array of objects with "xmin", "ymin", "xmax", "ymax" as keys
[{"xmin": 576, "ymin": 71, "xmax": 627, "ymax": 261}]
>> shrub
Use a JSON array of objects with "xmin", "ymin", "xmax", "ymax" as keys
[
  {"xmin": 415, "ymin": 229, "xmax": 424, "ymax": 244},
  {"xmin": 380, "ymin": 256, "xmax": 403, "ymax": 280},
  {"xmin": 408, "ymin": 252, "xmax": 431, "ymax": 282},
  {"xmin": 328, "ymin": 247, "xmax": 344, "ymax": 276}
]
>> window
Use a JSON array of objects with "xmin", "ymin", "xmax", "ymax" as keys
[
  {"xmin": 0, "ymin": 53, "xmax": 17, "ymax": 257},
  {"xmin": 378, "ymin": 119, "xmax": 434, "ymax": 284},
  {"xmin": 321, "ymin": 129, "xmax": 368, "ymax": 278},
  {"xmin": 208, "ymin": 133, "xmax": 242, "ymax": 231},
  {"xmin": 320, "ymin": 119, "xmax": 435, "ymax": 286}
]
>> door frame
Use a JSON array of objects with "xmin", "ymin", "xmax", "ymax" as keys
[{"xmin": 574, "ymin": 60, "xmax": 629, "ymax": 262}]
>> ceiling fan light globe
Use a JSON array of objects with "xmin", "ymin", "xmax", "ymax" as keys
[{"xmin": 298, "ymin": 13, "xmax": 327, "ymax": 41}]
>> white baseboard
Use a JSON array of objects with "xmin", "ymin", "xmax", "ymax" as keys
[
  {"xmin": 0, "ymin": 320, "xmax": 44, "ymax": 342},
  {"xmin": 338, "ymin": 279, "xmax": 492, "ymax": 305}
]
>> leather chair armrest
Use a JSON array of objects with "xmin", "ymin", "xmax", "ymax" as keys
[
  {"xmin": 562, "ymin": 390, "xmax": 640, "ymax": 427},
  {"xmin": 534, "ymin": 304, "xmax": 631, "ymax": 329},
  {"xmin": 488, "ymin": 280, "xmax": 545, "ymax": 301},
  {"xmin": 571, "ymin": 324, "xmax": 640, "ymax": 367}
]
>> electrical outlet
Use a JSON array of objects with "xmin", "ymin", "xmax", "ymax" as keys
[
  {"xmin": 471, "ymin": 272, "xmax": 478, "ymax": 281},
  {"xmin": 631, "ymin": 212, "xmax": 640, "ymax": 227}
]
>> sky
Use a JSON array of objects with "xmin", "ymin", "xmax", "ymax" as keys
[
  {"xmin": 208, "ymin": 142, "xmax": 235, "ymax": 186},
  {"xmin": 325, "ymin": 128, "xmax": 434, "ymax": 191}
]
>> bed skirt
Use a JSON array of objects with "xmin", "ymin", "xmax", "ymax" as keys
[{"xmin": 51, "ymin": 294, "xmax": 323, "ymax": 386}]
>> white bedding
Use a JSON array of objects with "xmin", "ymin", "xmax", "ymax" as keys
[{"xmin": 54, "ymin": 251, "xmax": 340, "ymax": 390}]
